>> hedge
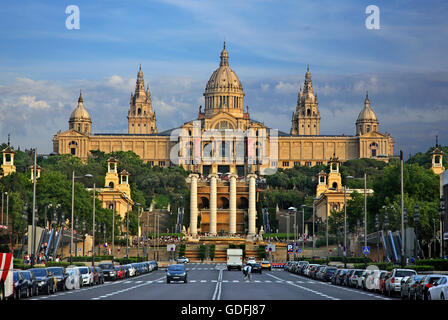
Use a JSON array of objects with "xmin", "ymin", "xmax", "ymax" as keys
[
  {"xmin": 353, "ymin": 262, "xmax": 394, "ymax": 270},
  {"xmin": 209, "ymin": 244, "xmax": 216, "ymax": 261},
  {"xmin": 329, "ymin": 257, "xmax": 372, "ymax": 263},
  {"xmin": 405, "ymin": 265, "xmax": 435, "ymax": 272},
  {"xmin": 70, "ymin": 255, "xmax": 114, "ymax": 262},
  {"xmin": 415, "ymin": 259, "xmax": 448, "ymax": 271},
  {"xmin": 114, "ymin": 256, "xmax": 146, "ymax": 264}
]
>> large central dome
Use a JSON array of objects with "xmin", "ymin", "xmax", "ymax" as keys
[{"xmin": 203, "ymin": 43, "xmax": 245, "ymax": 118}]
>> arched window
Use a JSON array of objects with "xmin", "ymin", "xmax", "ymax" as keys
[
  {"xmin": 332, "ymin": 182, "xmax": 338, "ymax": 189},
  {"xmin": 109, "ymin": 182, "xmax": 114, "ymax": 188},
  {"xmin": 137, "ymin": 108, "xmax": 142, "ymax": 115},
  {"xmin": 307, "ymin": 109, "xmax": 311, "ymax": 116}
]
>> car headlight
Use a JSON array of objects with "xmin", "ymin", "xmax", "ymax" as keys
[
  {"xmin": 40, "ymin": 281, "xmax": 45, "ymax": 285},
  {"xmin": 110, "ymin": 271, "xmax": 115, "ymax": 275}
]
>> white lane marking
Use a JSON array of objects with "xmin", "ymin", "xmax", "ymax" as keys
[
  {"xmin": 212, "ymin": 269, "xmax": 223, "ymax": 300},
  {"xmin": 266, "ymin": 273, "xmax": 339, "ymax": 301},
  {"xmin": 91, "ymin": 276, "xmax": 166, "ymax": 300}
]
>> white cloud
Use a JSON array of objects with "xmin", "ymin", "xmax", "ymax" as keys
[{"xmin": 19, "ymin": 95, "xmax": 51, "ymax": 109}]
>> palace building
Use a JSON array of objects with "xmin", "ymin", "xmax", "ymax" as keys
[{"xmin": 53, "ymin": 43, "xmax": 395, "ymax": 177}]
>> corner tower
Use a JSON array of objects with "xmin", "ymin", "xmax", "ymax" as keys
[
  {"xmin": 128, "ymin": 66, "xmax": 157, "ymax": 134},
  {"xmin": 290, "ymin": 66, "xmax": 320, "ymax": 135}
]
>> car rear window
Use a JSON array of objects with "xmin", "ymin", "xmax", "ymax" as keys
[
  {"xmin": 78, "ymin": 267, "xmax": 88, "ymax": 274},
  {"xmin": 99, "ymin": 264, "xmax": 113, "ymax": 269},
  {"xmin": 47, "ymin": 268, "xmax": 63, "ymax": 276},
  {"xmin": 395, "ymin": 270, "xmax": 416, "ymax": 277},
  {"xmin": 30, "ymin": 268, "xmax": 47, "ymax": 277},
  {"xmin": 428, "ymin": 277, "xmax": 441, "ymax": 284}
]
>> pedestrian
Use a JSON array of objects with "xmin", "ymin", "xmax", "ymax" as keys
[{"xmin": 242, "ymin": 263, "xmax": 252, "ymax": 282}]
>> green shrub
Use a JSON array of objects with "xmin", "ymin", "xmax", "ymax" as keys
[
  {"xmin": 329, "ymin": 257, "xmax": 372, "ymax": 263},
  {"xmin": 178, "ymin": 244, "xmax": 186, "ymax": 257},
  {"xmin": 406, "ymin": 265, "xmax": 435, "ymax": 272},
  {"xmin": 199, "ymin": 245, "xmax": 206, "ymax": 261},
  {"xmin": 415, "ymin": 259, "xmax": 448, "ymax": 271},
  {"xmin": 209, "ymin": 244, "xmax": 215, "ymax": 261},
  {"xmin": 258, "ymin": 245, "xmax": 266, "ymax": 259},
  {"xmin": 45, "ymin": 261, "xmax": 70, "ymax": 268}
]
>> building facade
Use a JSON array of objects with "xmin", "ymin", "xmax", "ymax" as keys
[{"xmin": 53, "ymin": 44, "xmax": 395, "ymax": 176}]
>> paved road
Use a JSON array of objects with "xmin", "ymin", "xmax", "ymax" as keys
[{"xmin": 28, "ymin": 263, "xmax": 396, "ymax": 301}]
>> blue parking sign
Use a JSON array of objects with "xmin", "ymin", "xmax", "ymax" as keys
[
  {"xmin": 362, "ymin": 246, "xmax": 370, "ymax": 255},
  {"xmin": 287, "ymin": 244, "xmax": 293, "ymax": 253}
]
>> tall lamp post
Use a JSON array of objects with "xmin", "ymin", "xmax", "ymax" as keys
[
  {"xmin": 439, "ymin": 198, "xmax": 446, "ymax": 258},
  {"xmin": 22, "ymin": 204, "xmax": 28, "ymax": 260},
  {"xmin": 82, "ymin": 220, "xmax": 86, "ymax": 256},
  {"xmin": 60, "ymin": 212, "xmax": 65, "ymax": 259},
  {"xmin": 71, "ymin": 172, "xmax": 93, "ymax": 266},
  {"xmin": 375, "ymin": 214, "xmax": 380, "ymax": 262},
  {"xmin": 135, "ymin": 203, "xmax": 142, "ymax": 260},
  {"xmin": 414, "ymin": 205, "xmax": 420, "ymax": 261},
  {"xmin": 403, "ymin": 207, "xmax": 408, "ymax": 265}
]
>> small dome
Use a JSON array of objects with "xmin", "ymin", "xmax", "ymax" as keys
[
  {"xmin": 357, "ymin": 93, "xmax": 377, "ymax": 122},
  {"xmin": 70, "ymin": 91, "xmax": 91, "ymax": 121}
]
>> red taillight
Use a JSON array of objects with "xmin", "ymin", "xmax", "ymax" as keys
[
  {"xmin": 426, "ymin": 284, "xmax": 433, "ymax": 289},
  {"xmin": 391, "ymin": 278, "xmax": 395, "ymax": 283}
]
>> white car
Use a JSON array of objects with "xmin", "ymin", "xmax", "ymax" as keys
[
  {"xmin": 76, "ymin": 266, "xmax": 94, "ymax": 286},
  {"xmin": 428, "ymin": 275, "xmax": 448, "ymax": 300},
  {"xmin": 176, "ymin": 257, "xmax": 190, "ymax": 263},
  {"xmin": 65, "ymin": 268, "xmax": 82, "ymax": 290},
  {"xmin": 126, "ymin": 264, "xmax": 136, "ymax": 277},
  {"xmin": 385, "ymin": 269, "xmax": 417, "ymax": 296}
]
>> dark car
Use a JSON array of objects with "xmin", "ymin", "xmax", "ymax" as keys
[
  {"xmin": 13, "ymin": 270, "xmax": 30, "ymax": 299},
  {"xmin": 98, "ymin": 263, "xmax": 117, "ymax": 281},
  {"xmin": 401, "ymin": 275, "xmax": 424, "ymax": 300},
  {"xmin": 46, "ymin": 267, "xmax": 68, "ymax": 291},
  {"xmin": 322, "ymin": 267, "xmax": 337, "ymax": 282},
  {"xmin": 95, "ymin": 266, "xmax": 105, "ymax": 284},
  {"xmin": 336, "ymin": 269, "xmax": 348, "ymax": 285},
  {"xmin": 20, "ymin": 270, "xmax": 39, "ymax": 297},
  {"xmin": 249, "ymin": 263, "xmax": 262, "ymax": 274},
  {"xmin": 89, "ymin": 266, "xmax": 100, "ymax": 285},
  {"xmin": 29, "ymin": 268, "xmax": 55, "ymax": 295},
  {"xmin": 149, "ymin": 260, "xmax": 158, "ymax": 271},
  {"xmin": 166, "ymin": 264, "xmax": 187, "ymax": 283},
  {"xmin": 415, "ymin": 275, "xmax": 442, "ymax": 300}
]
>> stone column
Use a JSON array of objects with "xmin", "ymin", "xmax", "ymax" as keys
[
  {"xmin": 229, "ymin": 174, "xmax": 238, "ymax": 234},
  {"xmin": 189, "ymin": 174, "xmax": 199, "ymax": 237},
  {"xmin": 247, "ymin": 174, "xmax": 257, "ymax": 237},
  {"xmin": 209, "ymin": 173, "xmax": 218, "ymax": 236}
]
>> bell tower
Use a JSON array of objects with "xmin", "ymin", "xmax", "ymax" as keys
[
  {"xmin": 290, "ymin": 66, "xmax": 320, "ymax": 135},
  {"xmin": 128, "ymin": 65, "xmax": 158, "ymax": 134},
  {"xmin": 431, "ymin": 138, "xmax": 445, "ymax": 175}
]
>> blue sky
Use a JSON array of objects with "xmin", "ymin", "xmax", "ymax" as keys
[{"xmin": 0, "ymin": 0, "xmax": 447, "ymax": 156}]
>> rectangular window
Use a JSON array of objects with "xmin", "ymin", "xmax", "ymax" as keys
[
  {"xmin": 305, "ymin": 161, "xmax": 312, "ymax": 167},
  {"xmin": 158, "ymin": 161, "xmax": 165, "ymax": 167},
  {"xmin": 282, "ymin": 161, "xmax": 289, "ymax": 167},
  {"xmin": 294, "ymin": 161, "xmax": 300, "ymax": 167},
  {"xmin": 316, "ymin": 161, "xmax": 323, "ymax": 166}
]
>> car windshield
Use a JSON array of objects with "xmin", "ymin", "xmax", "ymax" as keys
[
  {"xmin": 99, "ymin": 264, "xmax": 113, "ymax": 269},
  {"xmin": 78, "ymin": 267, "xmax": 88, "ymax": 274},
  {"xmin": 327, "ymin": 268, "xmax": 336, "ymax": 272},
  {"xmin": 169, "ymin": 265, "xmax": 185, "ymax": 271},
  {"xmin": 31, "ymin": 268, "xmax": 47, "ymax": 277},
  {"xmin": 395, "ymin": 270, "xmax": 416, "ymax": 277},
  {"xmin": 262, "ymin": 261, "xmax": 269, "ymax": 264},
  {"xmin": 428, "ymin": 277, "xmax": 441, "ymax": 284},
  {"xmin": 47, "ymin": 268, "xmax": 63, "ymax": 276},
  {"xmin": 66, "ymin": 269, "xmax": 76, "ymax": 275}
]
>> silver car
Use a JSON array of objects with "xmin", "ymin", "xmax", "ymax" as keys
[{"xmin": 385, "ymin": 269, "xmax": 417, "ymax": 296}]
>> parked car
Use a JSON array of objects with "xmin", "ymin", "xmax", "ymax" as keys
[
  {"xmin": 321, "ymin": 266, "xmax": 337, "ymax": 282},
  {"xmin": 20, "ymin": 270, "xmax": 39, "ymax": 297},
  {"xmin": 378, "ymin": 271, "xmax": 391, "ymax": 294},
  {"xmin": 13, "ymin": 270, "xmax": 30, "ymax": 299},
  {"xmin": 428, "ymin": 275, "xmax": 448, "ymax": 300},
  {"xmin": 99, "ymin": 263, "xmax": 117, "ymax": 281},
  {"xmin": 29, "ymin": 268, "xmax": 56, "ymax": 295},
  {"xmin": 89, "ymin": 266, "xmax": 100, "ymax": 285},
  {"xmin": 65, "ymin": 267, "xmax": 82, "ymax": 290},
  {"xmin": 385, "ymin": 269, "xmax": 417, "ymax": 297},
  {"xmin": 343, "ymin": 269, "xmax": 355, "ymax": 287},
  {"xmin": 176, "ymin": 256, "xmax": 190, "ymax": 264},
  {"xmin": 331, "ymin": 269, "xmax": 342, "ymax": 285},
  {"xmin": 261, "ymin": 260, "xmax": 272, "ymax": 271},
  {"xmin": 306, "ymin": 264, "xmax": 319, "ymax": 278},
  {"xmin": 336, "ymin": 269, "xmax": 348, "ymax": 286},
  {"xmin": 297, "ymin": 261, "xmax": 309, "ymax": 275},
  {"xmin": 348, "ymin": 269, "xmax": 364, "ymax": 288},
  {"xmin": 46, "ymin": 267, "xmax": 68, "ymax": 291},
  {"xmin": 95, "ymin": 266, "xmax": 105, "ymax": 284},
  {"xmin": 315, "ymin": 266, "xmax": 326, "ymax": 280},
  {"xmin": 76, "ymin": 266, "xmax": 94, "ymax": 286},
  {"xmin": 400, "ymin": 275, "xmax": 424, "ymax": 300},
  {"xmin": 166, "ymin": 264, "xmax": 188, "ymax": 283},
  {"xmin": 357, "ymin": 270, "xmax": 369, "ymax": 289},
  {"xmin": 149, "ymin": 260, "xmax": 158, "ymax": 271},
  {"xmin": 114, "ymin": 266, "xmax": 125, "ymax": 279},
  {"xmin": 415, "ymin": 274, "xmax": 442, "ymax": 300}
]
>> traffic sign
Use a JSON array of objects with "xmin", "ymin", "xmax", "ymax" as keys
[
  {"xmin": 167, "ymin": 244, "xmax": 176, "ymax": 252},
  {"xmin": 297, "ymin": 248, "xmax": 302, "ymax": 254},
  {"xmin": 362, "ymin": 246, "xmax": 370, "ymax": 255},
  {"xmin": 287, "ymin": 244, "xmax": 293, "ymax": 253}
]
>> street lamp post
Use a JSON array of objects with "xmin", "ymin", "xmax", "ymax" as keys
[
  {"xmin": 82, "ymin": 220, "xmax": 86, "ymax": 256},
  {"xmin": 60, "ymin": 212, "xmax": 65, "ymax": 259},
  {"xmin": 301, "ymin": 205, "xmax": 305, "ymax": 257},
  {"xmin": 403, "ymin": 207, "xmax": 408, "ymax": 265},
  {"xmin": 22, "ymin": 204, "xmax": 28, "ymax": 260},
  {"xmin": 343, "ymin": 185, "xmax": 347, "ymax": 268},
  {"xmin": 375, "ymin": 214, "xmax": 380, "ymax": 262},
  {"xmin": 135, "ymin": 203, "xmax": 142, "ymax": 260},
  {"xmin": 414, "ymin": 205, "xmax": 420, "ymax": 261}
]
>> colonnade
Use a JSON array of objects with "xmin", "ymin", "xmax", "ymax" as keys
[{"xmin": 188, "ymin": 173, "xmax": 257, "ymax": 237}]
